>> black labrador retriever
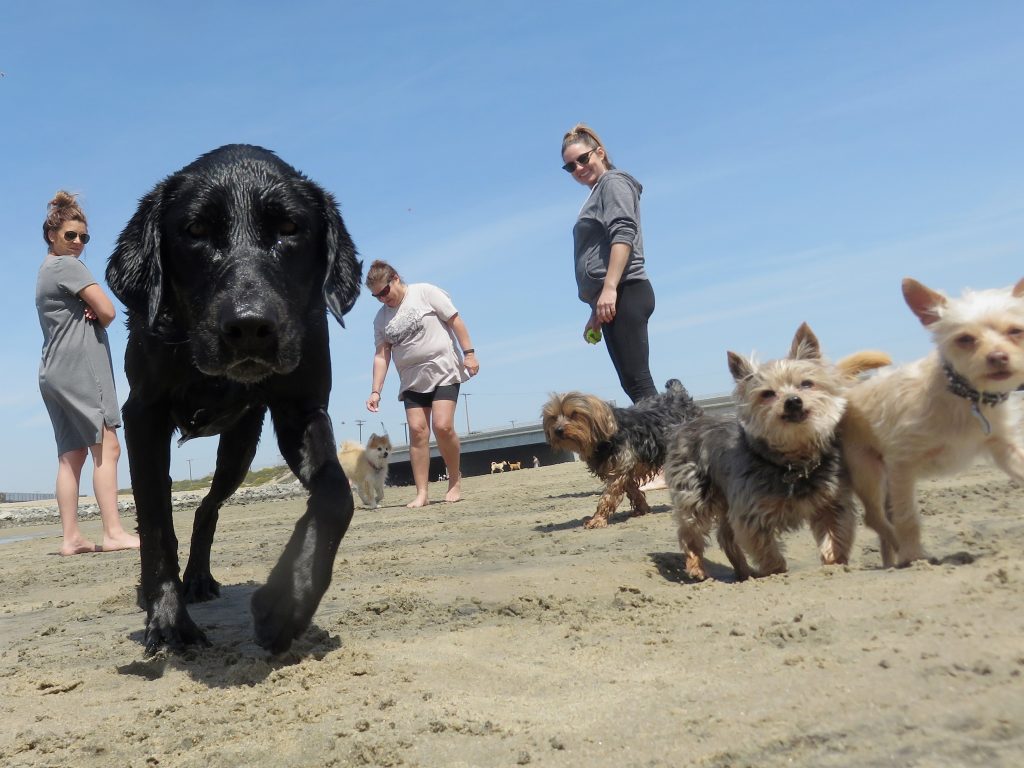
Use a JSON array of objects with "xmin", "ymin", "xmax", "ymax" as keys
[{"xmin": 106, "ymin": 144, "xmax": 361, "ymax": 655}]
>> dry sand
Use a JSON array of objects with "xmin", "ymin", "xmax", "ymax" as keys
[{"xmin": 1, "ymin": 460, "xmax": 1022, "ymax": 767}]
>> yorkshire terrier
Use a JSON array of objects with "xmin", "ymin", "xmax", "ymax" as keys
[
  {"xmin": 843, "ymin": 277, "xmax": 1024, "ymax": 567},
  {"xmin": 542, "ymin": 379, "xmax": 702, "ymax": 528},
  {"xmin": 665, "ymin": 323, "xmax": 890, "ymax": 580}
]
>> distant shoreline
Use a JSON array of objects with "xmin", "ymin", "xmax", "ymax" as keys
[{"xmin": 0, "ymin": 482, "xmax": 307, "ymax": 529}]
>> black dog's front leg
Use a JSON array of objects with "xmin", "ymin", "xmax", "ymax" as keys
[
  {"xmin": 123, "ymin": 397, "xmax": 210, "ymax": 655},
  {"xmin": 182, "ymin": 406, "xmax": 267, "ymax": 603},
  {"xmin": 252, "ymin": 407, "xmax": 353, "ymax": 653}
]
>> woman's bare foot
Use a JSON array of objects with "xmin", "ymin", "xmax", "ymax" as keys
[
  {"xmin": 59, "ymin": 537, "xmax": 98, "ymax": 556},
  {"xmin": 444, "ymin": 475, "xmax": 462, "ymax": 503},
  {"xmin": 101, "ymin": 532, "xmax": 141, "ymax": 552},
  {"xmin": 407, "ymin": 492, "xmax": 429, "ymax": 509},
  {"xmin": 639, "ymin": 471, "xmax": 667, "ymax": 492}
]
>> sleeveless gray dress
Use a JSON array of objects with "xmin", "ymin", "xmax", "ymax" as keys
[{"xmin": 36, "ymin": 255, "xmax": 121, "ymax": 454}]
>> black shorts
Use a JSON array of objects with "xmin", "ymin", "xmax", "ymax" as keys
[{"xmin": 402, "ymin": 383, "xmax": 461, "ymax": 409}]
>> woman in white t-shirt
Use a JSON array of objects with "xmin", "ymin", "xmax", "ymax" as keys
[{"xmin": 365, "ymin": 260, "xmax": 479, "ymax": 507}]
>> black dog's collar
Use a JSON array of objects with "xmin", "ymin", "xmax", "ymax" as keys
[
  {"xmin": 942, "ymin": 361, "xmax": 1010, "ymax": 435},
  {"xmin": 742, "ymin": 431, "xmax": 829, "ymax": 496}
]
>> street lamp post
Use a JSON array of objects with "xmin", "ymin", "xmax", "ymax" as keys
[{"xmin": 460, "ymin": 392, "xmax": 472, "ymax": 435}]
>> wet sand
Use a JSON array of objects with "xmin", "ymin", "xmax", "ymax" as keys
[{"xmin": 1, "ymin": 460, "xmax": 1022, "ymax": 767}]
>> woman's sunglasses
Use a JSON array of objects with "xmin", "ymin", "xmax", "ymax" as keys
[
  {"xmin": 372, "ymin": 279, "xmax": 395, "ymax": 299},
  {"xmin": 562, "ymin": 148, "xmax": 599, "ymax": 173},
  {"xmin": 63, "ymin": 231, "xmax": 91, "ymax": 244}
]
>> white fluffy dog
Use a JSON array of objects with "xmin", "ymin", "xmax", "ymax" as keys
[{"xmin": 338, "ymin": 433, "xmax": 392, "ymax": 509}]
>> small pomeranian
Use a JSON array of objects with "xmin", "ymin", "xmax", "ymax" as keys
[{"xmin": 338, "ymin": 433, "xmax": 392, "ymax": 509}]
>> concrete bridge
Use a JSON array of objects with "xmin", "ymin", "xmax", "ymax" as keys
[{"xmin": 385, "ymin": 393, "xmax": 736, "ymax": 485}]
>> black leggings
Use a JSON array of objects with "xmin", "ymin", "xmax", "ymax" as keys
[{"xmin": 602, "ymin": 279, "xmax": 657, "ymax": 404}]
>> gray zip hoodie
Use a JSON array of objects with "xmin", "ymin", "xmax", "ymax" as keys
[{"xmin": 572, "ymin": 169, "xmax": 648, "ymax": 305}]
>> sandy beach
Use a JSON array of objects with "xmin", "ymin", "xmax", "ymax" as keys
[{"xmin": 1, "ymin": 460, "xmax": 1022, "ymax": 767}]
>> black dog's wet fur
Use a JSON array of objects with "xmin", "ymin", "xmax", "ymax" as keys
[{"xmin": 106, "ymin": 144, "xmax": 362, "ymax": 655}]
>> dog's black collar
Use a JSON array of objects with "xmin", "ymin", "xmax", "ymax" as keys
[
  {"xmin": 742, "ymin": 431, "xmax": 829, "ymax": 496},
  {"xmin": 942, "ymin": 361, "xmax": 1010, "ymax": 435}
]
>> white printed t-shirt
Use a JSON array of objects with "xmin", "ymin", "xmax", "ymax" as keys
[{"xmin": 373, "ymin": 283, "xmax": 468, "ymax": 399}]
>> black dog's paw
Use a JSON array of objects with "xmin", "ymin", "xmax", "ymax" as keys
[
  {"xmin": 182, "ymin": 568, "xmax": 222, "ymax": 603},
  {"xmin": 144, "ymin": 585, "xmax": 211, "ymax": 656},
  {"xmin": 251, "ymin": 580, "xmax": 316, "ymax": 654}
]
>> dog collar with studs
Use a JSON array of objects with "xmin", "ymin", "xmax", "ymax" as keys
[{"xmin": 942, "ymin": 361, "xmax": 1011, "ymax": 435}]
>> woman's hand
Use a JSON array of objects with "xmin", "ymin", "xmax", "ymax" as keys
[
  {"xmin": 84, "ymin": 306, "xmax": 98, "ymax": 323},
  {"xmin": 464, "ymin": 351, "xmax": 480, "ymax": 377},
  {"xmin": 583, "ymin": 311, "xmax": 601, "ymax": 342},
  {"xmin": 596, "ymin": 286, "xmax": 617, "ymax": 323},
  {"xmin": 366, "ymin": 392, "xmax": 381, "ymax": 412}
]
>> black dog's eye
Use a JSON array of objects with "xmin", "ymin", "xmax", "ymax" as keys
[
  {"xmin": 799, "ymin": 380, "xmax": 814, "ymax": 389},
  {"xmin": 955, "ymin": 334, "xmax": 976, "ymax": 347},
  {"xmin": 187, "ymin": 221, "xmax": 210, "ymax": 239},
  {"xmin": 760, "ymin": 390, "xmax": 776, "ymax": 400},
  {"xmin": 277, "ymin": 219, "xmax": 298, "ymax": 236}
]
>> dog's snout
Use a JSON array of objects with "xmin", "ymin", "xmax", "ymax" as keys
[
  {"xmin": 554, "ymin": 426, "xmax": 565, "ymax": 438},
  {"xmin": 220, "ymin": 309, "xmax": 279, "ymax": 352},
  {"xmin": 783, "ymin": 395, "xmax": 803, "ymax": 413},
  {"xmin": 987, "ymin": 350, "xmax": 1009, "ymax": 369}
]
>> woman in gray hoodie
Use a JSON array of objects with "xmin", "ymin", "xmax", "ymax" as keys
[{"xmin": 561, "ymin": 123, "xmax": 657, "ymax": 405}]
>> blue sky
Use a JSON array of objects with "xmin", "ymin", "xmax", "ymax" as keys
[{"xmin": 2, "ymin": 1, "xmax": 1021, "ymax": 494}]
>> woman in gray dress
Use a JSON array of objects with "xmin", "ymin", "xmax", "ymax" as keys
[{"xmin": 36, "ymin": 191, "xmax": 138, "ymax": 555}]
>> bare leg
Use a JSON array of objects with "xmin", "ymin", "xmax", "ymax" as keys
[
  {"xmin": 91, "ymin": 426, "xmax": 139, "ymax": 552},
  {"xmin": 431, "ymin": 398, "xmax": 462, "ymax": 502},
  {"xmin": 56, "ymin": 448, "xmax": 93, "ymax": 555},
  {"xmin": 405, "ymin": 406, "xmax": 431, "ymax": 508}
]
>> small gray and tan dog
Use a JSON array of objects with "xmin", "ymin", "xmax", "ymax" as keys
[
  {"xmin": 665, "ymin": 323, "xmax": 889, "ymax": 580},
  {"xmin": 543, "ymin": 379, "xmax": 701, "ymax": 529}
]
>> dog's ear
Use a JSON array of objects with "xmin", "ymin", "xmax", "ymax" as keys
[
  {"xmin": 106, "ymin": 183, "xmax": 166, "ymax": 328},
  {"xmin": 1012, "ymin": 277, "xmax": 1024, "ymax": 298},
  {"xmin": 313, "ymin": 184, "xmax": 362, "ymax": 326},
  {"xmin": 727, "ymin": 351, "xmax": 754, "ymax": 383},
  {"xmin": 902, "ymin": 278, "xmax": 946, "ymax": 326},
  {"xmin": 789, "ymin": 322, "xmax": 821, "ymax": 361}
]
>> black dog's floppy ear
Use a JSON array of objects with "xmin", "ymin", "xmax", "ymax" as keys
[
  {"xmin": 313, "ymin": 184, "xmax": 362, "ymax": 326},
  {"xmin": 106, "ymin": 183, "xmax": 165, "ymax": 329}
]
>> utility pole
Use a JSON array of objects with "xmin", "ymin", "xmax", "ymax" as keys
[
  {"xmin": 354, "ymin": 419, "xmax": 366, "ymax": 442},
  {"xmin": 186, "ymin": 458, "xmax": 193, "ymax": 483},
  {"xmin": 460, "ymin": 392, "xmax": 472, "ymax": 435},
  {"xmin": 510, "ymin": 420, "xmax": 516, "ymax": 429},
  {"xmin": 401, "ymin": 422, "xmax": 408, "ymax": 445}
]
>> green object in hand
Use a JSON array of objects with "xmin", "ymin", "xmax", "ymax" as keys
[{"xmin": 585, "ymin": 328, "xmax": 602, "ymax": 344}]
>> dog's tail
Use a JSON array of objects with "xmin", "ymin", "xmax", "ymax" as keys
[{"xmin": 836, "ymin": 350, "xmax": 891, "ymax": 379}]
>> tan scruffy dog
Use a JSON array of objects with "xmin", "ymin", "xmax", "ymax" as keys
[
  {"xmin": 665, "ymin": 323, "xmax": 891, "ymax": 580},
  {"xmin": 542, "ymin": 379, "xmax": 702, "ymax": 529},
  {"xmin": 338, "ymin": 433, "xmax": 391, "ymax": 509},
  {"xmin": 843, "ymin": 277, "xmax": 1024, "ymax": 567}
]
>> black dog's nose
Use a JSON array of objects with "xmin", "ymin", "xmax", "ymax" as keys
[
  {"xmin": 220, "ymin": 310, "xmax": 279, "ymax": 353},
  {"xmin": 784, "ymin": 395, "xmax": 804, "ymax": 413}
]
